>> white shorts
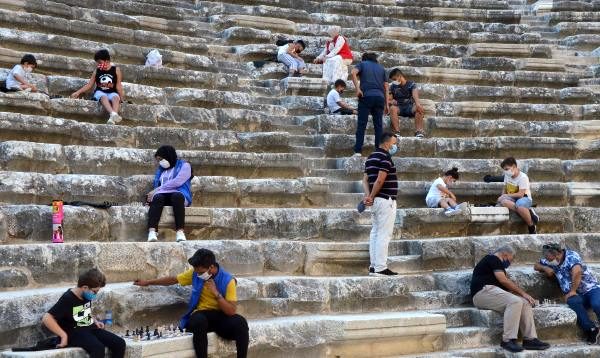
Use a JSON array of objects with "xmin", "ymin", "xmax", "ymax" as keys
[
  {"xmin": 94, "ymin": 91, "xmax": 120, "ymax": 102},
  {"xmin": 426, "ymin": 196, "xmax": 442, "ymax": 208}
]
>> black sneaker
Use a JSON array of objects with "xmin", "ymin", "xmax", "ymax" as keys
[
  {"xmin": 373, "ymin": 268, "xmax": 398, "ymax": 276},
  {"xmin": 530, "ymin": 208, "xmax": 539, "ymax": 225},
  {"xmin": 522, "ymin": 338, "xmax": 550, "ymax": 350},
  {"xmin": 369, "ymin": 267, "xmax": 374, "ymax": 274},
  {"xmin": 587, "ymin": 327, "xmax": 600, "ymax": 344},
  {"xmin": 528, "ymin": 225, "xmax": 537, "ymax": 234},
  {"xmin": 500, "ymin": 339, "xmax": 524, "ymax": 353}
]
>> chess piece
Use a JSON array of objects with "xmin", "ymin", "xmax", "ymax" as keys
[
  {"xmin": 146, "ymin": 332, "xmax": 151, "ymax": 341},
  {"xmin": 159, "ymin": 332, "xmax": 163, "ymax": 339},
  {"xmin": 125, "ymin": 329, "xmax": 130, "ymax": 337},
  {"xmin": 133, "ymin": 334, "xmax": 139, "ymax": 342},
  {"xmin": 146, "ymin": 326, "xmax": 150, "ymax": 333},
  {"xmin": 154, "ymin": 328, "xmax": 159, "ymax": 336}
]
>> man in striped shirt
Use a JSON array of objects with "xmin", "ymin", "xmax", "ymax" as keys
[{"xmin": 362, "ymin": 132, "xmax": 399, "ymax": 276}]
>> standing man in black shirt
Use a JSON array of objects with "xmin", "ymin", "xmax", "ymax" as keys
[
  {"xmin": 471, "ymin": 246, "xmax": 549, "ymax": 353},
  {"xmin": 363, "ymin": 132, "xmax": 399, "ymax": 276},
  {"xmin": 42, "ymin": 269, "xmax": 125, "ymax": 358}
]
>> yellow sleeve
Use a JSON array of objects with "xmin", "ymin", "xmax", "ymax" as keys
[
  {"xmin": 176, "ymin": 269, "xmax": 194, "ymax": 286},
  {"xmin": 225, "ymin": 280, "xmax": 237, "ymax": 302}
]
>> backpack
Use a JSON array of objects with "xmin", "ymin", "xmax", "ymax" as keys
[
  {"xmin": 276, "ymin": 38, "xmax": 293, "ymax": 47},
  {"xmin": 145, "ymin": 49, "xmax": 163, "ymax": 68}
]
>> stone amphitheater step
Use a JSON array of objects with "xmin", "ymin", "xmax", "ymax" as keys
[
  {"xmin": 0, "ymin": 141, "xmax": 307, "ymax": 179},
  {"xmin": 0, "ymin": 171, "xmax": 329, "ymax": 208},
  {"xmin": 405, "ymin": 344, "xmax": 600, "ymax": 358},
  {"xmin": 0, "ymin": 286, "xmax": 448, "ymax": 356},
  {"xmin": 337, "ymin": 156, "xmax": 600, "ymax": 182},
  {"xmin": 300, "ymin": 115, "xmax": 600, "ymax": 139},
  {"xmin": 556, "ymin": 22, "xmax": 600, "ymax": 37},
  {"xmin": 328, "ymin": 180, "xmax": 600, "ymax": 207},
  {"xmin": 0, "ymin": 112, "xmax": 297, "ymax": 151},
  {"xmin": 2, "ymin": 204, "xmax": 598, "ymax": 244}
]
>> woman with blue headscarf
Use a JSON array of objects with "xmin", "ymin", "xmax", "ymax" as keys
[{"xmin": 146, "ymin": 145, "xmax": 192, "ymax": 242}]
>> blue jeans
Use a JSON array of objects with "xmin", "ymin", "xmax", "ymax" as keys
[
  {"xmin": 567, "ymin": 287, "xmax": 600, "ymax": 331},
  {"xmin": 354, "ymin": 96, "xmax": 384, "ymax": 154}
]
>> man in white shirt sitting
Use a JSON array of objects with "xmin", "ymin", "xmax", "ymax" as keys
[{"xmin": 326, "ymin": 79, "xmax": 356, "ymax": 115}]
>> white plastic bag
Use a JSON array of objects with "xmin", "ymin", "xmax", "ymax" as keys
[{"xmin": 145, "ymin": 49, "xmax": 163, "ymax": 68}]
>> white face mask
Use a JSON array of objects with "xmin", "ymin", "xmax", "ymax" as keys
[
  {"xmin": 548, "ymin": 259, "xmax": 559, "ymax": 266},
  {"xmin": 504, "ymin": 169, "xmax": 513, "ymax": 177},
  {"xmin": 159, "ymin": 159, "xmax": 170, "ymax": 169},
  {"xmin": 199, "ymin": 271, "xmax": 212, "ymax": 281}
]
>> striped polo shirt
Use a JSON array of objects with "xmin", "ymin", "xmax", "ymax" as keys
[{"xmin": 364, "ymin": 148, "xmax": 398, "ymax": 200}]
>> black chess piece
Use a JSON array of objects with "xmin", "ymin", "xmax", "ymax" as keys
[
  {"xmin": 125, "ymin": 330, "xmax": 130, "ymax": 337},
  {"xmin": 153, "ymin": 328, "xmax": 159, "ymax": 336},
  {"xmin": 178, "ymin": 326, "xmax": 183, "ymax": 333},
  {"xmin": 146, "ymin": 326, "xmax": 150, "ymax": 333},
  {"xmin": 146, "ymin": 332, "xmax": 151, "ymax": 340}
]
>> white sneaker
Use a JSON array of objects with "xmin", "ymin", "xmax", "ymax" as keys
[
  {"xmin": 147, "ymin": 230, "xmax": 158, "ymax": 242},
  {"xmin": 444, "ymin": 208, "xmax": 460, "ymax": 217},
  {"xmin": 352, "ymin": 153, "xmax": 362, "ymax": 157},
  {"xmin": 109, "ymin": 112, "xmax": 122, "ymax": 124},
  {"xmin": 456, "ymin": 202, "xmax": 468, "ymax": 211},
  {"xmin": 176, "ymin": 231, "xmax": 187, "ymax": 242}
]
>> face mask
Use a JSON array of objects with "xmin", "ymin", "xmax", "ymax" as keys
[
  {"xmin": 391, "ymin": 80, "xmax": 400, "ymax": 85},
  {"xmin": 83, "ymin": 290, "xmax": 97, "ymax": 301},
  {"xmin": 159, "ymin": 159, "xmax": 170, "ymax": 169},
  {"xmin": 97, "ymin": 62, "xmax": 110, "ymax": 71},
  {"xmin": 199, "ymin": 271, "xmax": 212, "ymax": 281},
  {"xmin": 504, "ymin": 169, "xmax": 513, "ymax": 177},
  {"xmin": 548, "ymin": 259, "xmax": 559, "ymax": 266},
  {"xmin": 388, "ymin": 144, "xmax": 398, "ymax": 155},
  {"xmin": 502, "ymin": 259, "xmax": 511, "ymax": 269}
]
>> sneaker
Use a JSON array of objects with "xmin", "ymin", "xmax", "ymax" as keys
[
  {"xmin": 530, "ymin": 208, "xmax": 539, "ymax": 225},
  {"xmin": 444, "ymin": 208, "xmax": 460, "ymax": 217},
  {"xmin": 528, "ymin": 225, "xmax": 537, "ymax": 235},
  {"xmin": 587, "ymin": 327, "xmax": 600, "ymax": 344},
  {"xmin": 500, "ymin": 339, "xmax": 524, "ymax": 353},
  {"xmin": 372, "ymin": 268, "xmax": 398, "ymax": 276},
  {"xmin": 455, "ymin": 202, "xmax": 468, "ymax": 211},
  {"xmin": 522, "ymin": 338, "xmax": 550, "ymax": 350},
  {"xmin": 109, "ymin": 112, "xmax": 122, "ymax": 124},
  {"xmin": 147, "ymin": 230, "xmax": 158, "ymax": 242},
  {"xmin": 176, "ymin": 231, "xmax": 187, "ymax": 242},
  {"xmin": 352, "ymin": 152, "xmax": 362, "ymax": 158},
  {"xmin": 415, "ymin": 131, "xmax": 425, "ymax": 139}
]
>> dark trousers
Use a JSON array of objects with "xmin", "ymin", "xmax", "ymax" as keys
[
  {"xmin": 354, "ymin": 96, "xmax": 384, "ymax": 153},
  {"xmin": 68, "ymin": 328, "xmax": 125, "ymax": 358},
  {"xmin": 567, "ymin": 288, "xmax": 600, "ymax": 332},
  {"xmin": 147, "ymin": 192, "xmax": 185, "ymax": 230},
  {"xmin": 186, "ymin": 310, "xmax": 249, "ymax": 358},
  {"xmin": 334, "ymin": 108, "xmax": 354, "ymax": 115}
]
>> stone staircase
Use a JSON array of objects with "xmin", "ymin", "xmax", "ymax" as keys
[{"xmin": 1, "ymin": 0, "xmax": 600, "ymax": 356}]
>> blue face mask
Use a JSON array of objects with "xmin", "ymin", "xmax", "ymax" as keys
[
  {"xmin": 502, "ymin": 259, "xmax": 511, "ymax": 269},
  {"xmin": 83, "ymin": 290, "xmax": 97, "ymax": 301},
  {"xmin": 388, "ymin": 144, "xmax": 398, "ymax": 155}
]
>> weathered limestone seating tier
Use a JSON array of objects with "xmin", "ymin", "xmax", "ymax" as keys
[
  {"xmin": 4, "ymin": 233, "xmax": 599, "ymax": 290},
  {"xmin": 0, "ymin": 48, "xmax": 243, "ymax": 87},
  {"xmin": 2, "ymin": 205, "xmax": 600, "ymax": 244},
  {"xmin": 0, "ymin": 141, "xmax": 307, "ymax": 178},
  {"xmin": 319, "ymin": 134, "xmax": 600, "ymax": 159},
  {"xmin": 300, "ymin": 114, "xmax": 600, "ymax": 139},
  {"xmin": 415, "ymin": 344, "xmax": 600, "ymax": 358},
  {"xmin": 0, "ymin": 112, "xmax": 294, "ymax": 151},
  {"xmin": 0, "ymin": 171, "xmax": 329, "ymax": 207},
  {"xmin": 338, "ymin": 156, "xmax": 600, "ymax": 182}
]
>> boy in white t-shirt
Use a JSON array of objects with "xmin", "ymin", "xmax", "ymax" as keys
[
  {"xmin": 327, "ymin": 79, "xmax": 356, "ymax": 115},
  {"xmin": 497, "ymin": 157, "xmax": 539, "ymax": 234},
  {"xmin": 425, "ymin": 167, "xmax": 467, "ymax": 216},
  {"xmin": 4, "ymin": 54, "xmax": 38, "ymax": 92}
]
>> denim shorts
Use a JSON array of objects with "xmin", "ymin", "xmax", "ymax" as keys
[
  {"xmin": 395, "ymin": 103, "xmax": 414, "ymax": 118},
  {"xmin": 505, "ymin": 196, "xmax": 532, "ymax": 209},
  {"xmin": 93, "ymin": 90, "xmax": 120, "ymax": 102}
]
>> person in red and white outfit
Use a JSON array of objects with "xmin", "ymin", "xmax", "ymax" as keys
[{"xmin": 314, "ymin": 26, "xmax": 354, "ymax": 84}]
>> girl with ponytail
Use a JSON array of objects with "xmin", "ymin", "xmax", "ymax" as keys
[{"xmin": 425, "ymin": 167, "xmax": 467, "ymax": 216}]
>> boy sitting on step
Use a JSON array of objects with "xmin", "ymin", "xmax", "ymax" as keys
[
  {"xmin": 71, "ymin": 49, "xmax": 125, "ymax": 125},
  {"xmin": 388, "ymin": 68, "xmax": 425, "ymax": 138},
  {"xmin": 425, "ymin": 167, "xmax": 467, "ymax": 216},
  {"xmin": 3, "ymin": 54, "xmax": 38, "ymax": 92},
  {"xmin": 41, "ymin": 268, "xmax": 125, "ymax": 358},
  {"xmin": 327, "ymin": 79, "xmax": 356, "ymax": 115}
]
